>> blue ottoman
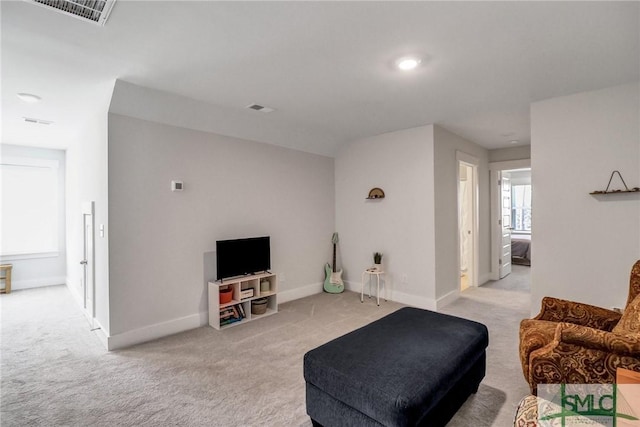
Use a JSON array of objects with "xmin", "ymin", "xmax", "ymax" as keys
[{"xmin": 304, "ymin": 307, "xmax": 488, "ymax": 427}]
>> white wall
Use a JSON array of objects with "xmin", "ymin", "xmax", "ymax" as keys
[
  {"xmin": 531, "ymin": 82, "xmax": 640, "ymax": 313},
  {"xmin": 510, "ymin": 170, "xmax": 531, "ymax": 186},
  {"xmin": 335, "ymin": 125, "xmax": 437, "ymax": 309},
  {"xmin": 433, "ymin": 126, "xmax": 491, "ymax": 302},
  {"xmin": 65, "ymin": 85, "xmax": 111, "ymax": 337},
  {"xmin": 0, "ymin": 144, "xmax": 66, "ymax": 289},
  {"xmin": 107, "ymin": 113, "xmax": 334, "ymax": 345},
  {"xmin": 109, "ymin": 80, "xmax": 338, "ymax": 157},
  {"xmin": 489, "ymin": 145, "xmax": 531, "ymax": 163}
]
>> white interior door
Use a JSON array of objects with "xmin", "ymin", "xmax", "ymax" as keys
[
  {"xmin": 499, "ymin": 174, "xmax": 512, "ymax": 278},
  {"xmin": 81, "ymin": 202, "xmax": 95, "ymax": 325},
  {"xmin": 459, "ymin": 163, "xmax": 475, "ymax": 291},
  {"xmin": 489, "ymin": 159, "xmax": 531, "ymax": 281},
  {"xmin": 456, "ymin": 152, "xmax": 479, "ymax": 290}
]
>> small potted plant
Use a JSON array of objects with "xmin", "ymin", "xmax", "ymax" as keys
[{"xmin": 373, "ymin": 252, "xmax": 383, "ymax": 271}]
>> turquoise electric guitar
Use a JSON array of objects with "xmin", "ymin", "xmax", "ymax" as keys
[{"xmin": 324, "ymin": 233, "xmax": 344, "ymax": 293}]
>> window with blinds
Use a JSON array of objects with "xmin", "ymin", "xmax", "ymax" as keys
[{"xmin": 1, "ymin": 157, "xmax": 59, "ymax": 256}]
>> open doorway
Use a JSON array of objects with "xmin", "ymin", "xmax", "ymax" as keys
[
  {"xmin": 0, "ymin": 145, "xmax": 67, "ymax": 290},
  {"xmin": 490, "ymin": 159, "xmax": 532, "ymax": 281},
  {"xmin": 457, "ymin": 152, "xmax": 479, "ymax": 291}
]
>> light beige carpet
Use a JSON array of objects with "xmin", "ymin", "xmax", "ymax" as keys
[{"xmin": 1, "ymin": 266, "xmax": 531, "ymax": 426}]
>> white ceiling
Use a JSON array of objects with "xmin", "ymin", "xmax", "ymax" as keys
[{"xmin": 2, "ymin": 1, "xmax": 638, "ymax": 156}]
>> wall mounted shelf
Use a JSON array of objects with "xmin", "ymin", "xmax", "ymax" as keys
[
  {"xmin": 589, "ymin": 189, "xmax": 640, "ymax": 195},
  {"xmin": 589, "ymin": 170, "xmax": 639, "ymax": 195},
  {"xmin": 366, "ymin": 187, "xmax": 385, "ymax": 200}
]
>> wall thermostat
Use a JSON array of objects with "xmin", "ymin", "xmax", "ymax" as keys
[{"xmin": 171, "ymin": 180, "xmax": 184, "ymax": 192}]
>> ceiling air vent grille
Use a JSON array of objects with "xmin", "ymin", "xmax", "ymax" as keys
[
  {"xmin": 24, "ymin": 117, "xmax": 53, "ymax": 125},
  {"xmin": 246, "ymin": 103, "xmax": 275, "ymax": 113},
  {"xmin": 28, "ymin": 0, "xmax": 116, "ymax": 26}
]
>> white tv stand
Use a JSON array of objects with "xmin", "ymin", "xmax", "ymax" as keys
[{"xmin": 208, "ymin": 272, "xmax": 278, "ymax": 330}]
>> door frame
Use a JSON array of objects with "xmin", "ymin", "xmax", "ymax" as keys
[
  {"xmin": 81, "ymin": 201, "xmax": 96, "ymax": 327},
  {"xmin": 489, "ymin": 159, "xmax": 531, "ymax": 280},
  {"xmin": 456, "ymin": 151, "xmax": 479, "ymax": 288}
]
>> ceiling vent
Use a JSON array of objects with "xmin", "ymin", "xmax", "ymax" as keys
[
  {"xmin": 24, "ymin": 117, "xmax": 53, "ymax": 125},
  {"xmin": 246, "ymin": 103, "xmax": 275, "ymax": 113},
  {"xmin": 27, "ymin": 0, "xmax": 117, "ymax": 26}
]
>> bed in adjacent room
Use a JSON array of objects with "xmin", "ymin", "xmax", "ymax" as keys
[{"xmin": 511, "ymin": 234, "xmax": 531, "ymax": 266}]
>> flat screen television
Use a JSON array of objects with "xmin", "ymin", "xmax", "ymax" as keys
[{"xmin": 216, "ymin": 236, "xmax": 270, "ymax": 280}]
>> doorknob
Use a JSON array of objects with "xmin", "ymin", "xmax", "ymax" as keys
[{"xmin": 80, "ymin": 260, "xmax": 88, "ymax": 265}]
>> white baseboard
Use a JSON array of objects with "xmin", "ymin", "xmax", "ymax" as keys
[
  {"xmin": 344, "ymin": 280, "xmax": 436, "ymax": 310},
  {"xmin": 99, "ymin": 277, "xmax": 458, "ymax": 351},
  {"xmin": 343, "ymin": 279, "xmax": 389, "ymax": 295},
  {"xmin": 478, "ymin": 273, "xmax": 491, "ymax": 286},
  {"xmin": 106, "ymin": 311, "xmax": 208, "ymax": 351},
  {"xmin": 65, "ymin": 277, "xmax": 83, "ymax": 305},
  {"xmin": 65, "ymin": 278, "xmax": 110, "ymax": 350},
  {"xmin": 11, "ymin": 276, "xmax": 66, "ymax": 291},
  {"xmin": 92, "ymin": 319, "xmax": 109, "ymax": 350},
  {"xmin": 343, "ymin": 280, "xmax": 360, "ymax": 293},
  {"xmin": 278, "ymin": 282, "xmax": 323, "ymax": 304},
  {"xmin": 391, "ymin": 290, "xmax": 437, "ymax": 311},
  {"xmin": 436, "ymin": 290, "xmax": 459, "ymax": 310},
  {"xmin": 103, "ymin": 281, "xmax": 325, "ymax": 351}
]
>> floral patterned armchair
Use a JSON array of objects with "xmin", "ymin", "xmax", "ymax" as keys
[{"xmin": 519, "ymin": 260, "xmax": 640, "ymax": 394}]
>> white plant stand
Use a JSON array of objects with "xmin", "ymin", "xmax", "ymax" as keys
[{"xmin": 361, "ymin": 269, "xmax": 386, "ymax": 306}]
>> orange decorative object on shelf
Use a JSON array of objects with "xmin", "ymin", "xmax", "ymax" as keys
[{"xmin": 219, "ymin": 287, "xmax": 233, "ymax": 304}]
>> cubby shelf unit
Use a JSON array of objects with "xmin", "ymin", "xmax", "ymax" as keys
[{"xmin": 208, "ymin": 272, "xmax": 278, "ymax": 330}]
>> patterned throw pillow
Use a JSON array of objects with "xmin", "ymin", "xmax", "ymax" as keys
[
  {"xmin": 613, "ymin": 294, "xmax": 640, "ymax": 335},
  {"xmin": 514, "ymin": 395, "xmax": 538, "ymax": 427}
]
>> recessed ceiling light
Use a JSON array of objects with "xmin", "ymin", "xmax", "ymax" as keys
[
  {"xmin": 510, "ymin": 140, "xmax": 519, "ymax": 144},
  {"xmin": 17, "ymin": 93, "xmax": 42, "ymax": 103},
  {"xmin": 396, "ymin": 57, "xmax": 421, "ymax": 71}
]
